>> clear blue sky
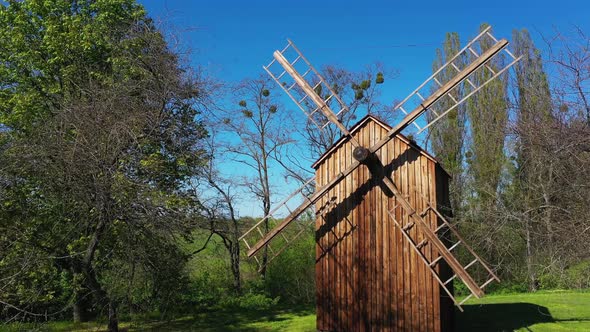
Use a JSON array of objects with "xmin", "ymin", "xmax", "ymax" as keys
[
  {"xmin": 139, "ymin": 0, "xmax": 589, "ymax": 217},
  {"xmin": 140, "ymin": 0, "xmax": 589, "ymax": 92}
]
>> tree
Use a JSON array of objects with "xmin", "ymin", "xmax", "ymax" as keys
[
  {"xmin": 214, "ymin": 77, "xmax": 291, "ymax": 278},
  {"xmin": 508, "ymin": 27, "xmax": 590, "ymax": 291},
  {"xmin": 0, "ymin": 0, "xmax": 146, "ymax": 133},
  {"xmin": 546, "ymin": 26, "xmax": 590, "ymax": 125},
  {"xmin": 510, "ymin": 28, "xmax": 555, "ymax": 291},
  {"xmin": 429, "ymin": 32, "xmax": 468, "ymax": 214},
  {"xmin": 0, "ymin": 1, "xmax": 208, "ymax": 330},
  {"xmin": 195, "ymin": 132, "xmax": 245, "ymax": 294},
  {"xmin": 466, "ymin": 24, "xmax": 509, "ymax": 206}
]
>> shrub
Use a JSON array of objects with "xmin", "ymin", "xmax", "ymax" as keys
[
  {"xmin": 219, "ymin": 293, "xmax": 280, "ymax": 311},
  {"xmin": 566, "ymin": 261, "xmax": 590, "ymax": 289},
  {"xmin": 265, "ymin": 228, "xmax": 315, "ymax": 304}
]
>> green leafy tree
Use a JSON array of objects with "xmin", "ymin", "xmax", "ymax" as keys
[
  {"xmin": 429, "ymin": 32, "xmax": 468, "ymax": 214},
  {"xmin": 466, "ymin": 24, "xmax": 509, "ymax": 205},
  {"xmin": 0, "ymin": 1, "xmax": 207, "ymax": 330},
  {"xmin": 0, "ymin": 0, "xmax": 146, "ymax": 132}
]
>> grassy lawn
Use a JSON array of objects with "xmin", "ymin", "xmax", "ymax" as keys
[
  {"xmin": 4, "ymin": 290, "xmax": 589, "ymax": 331},
  {"xmin": 2, "ymin": 306, "xmax": 317, "ymax": 332},
  {"xmin": 456, "ymin": 290, "xmax": 590, "ymax": 331}
]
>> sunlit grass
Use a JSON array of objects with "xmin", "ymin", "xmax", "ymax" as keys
[{"xmin": 457, "ymin": 290, "xmax": 590, "ymax": 331}]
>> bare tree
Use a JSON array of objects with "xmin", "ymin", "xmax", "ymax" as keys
[
  {"xmin": 193, "ymin": 133, "xmax": 244, "ymax": 294},
  {"xmin": 210, "ymin": 76, "xmax": 292, "ymax": 278},
  {"xmin": 545, "ymin": 26, "xmax": 590, "ymax": 125}
]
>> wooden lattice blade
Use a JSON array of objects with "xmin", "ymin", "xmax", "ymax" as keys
[
  {"xmin": 369, "ymin": 39, "xmax": 509, "ymax": 155},
  {"xmin": 272, "ymin": 50, "xmax": 352, "ymax": 140},
  {"xmin": 379, "ymin": 175, "xmax": 484, "ymax": 298},
  {"xmin": 266, "ymin": 40, "xmax": 361, "ymax": 148},
  {"xmin": 246, "ymin": 158, "xmax": 361, "ymax": 257}
]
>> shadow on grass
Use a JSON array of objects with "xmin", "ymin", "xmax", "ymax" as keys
[
  {"xmin": 134, "ymin": 305, "xmax": 315, "ymax": 332},
  {"xmin": 455, "ymin": 302, "xmax": 554, "ymax": 331}
]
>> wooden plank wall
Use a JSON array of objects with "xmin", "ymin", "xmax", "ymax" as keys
[{"xmin": 315, "ymin": 118, "xmax": 453, "ymax": 332}]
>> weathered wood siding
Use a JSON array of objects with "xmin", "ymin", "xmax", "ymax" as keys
[{"xmin": 314, "ymin": 118, "xmax": 453, "ymax": 332}]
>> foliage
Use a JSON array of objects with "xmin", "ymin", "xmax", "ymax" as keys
[
  {"xmin": 538, "ymin": 261, "xmax": 590, "ymax": 290},
  {"xmin": 0, "ymin": 0, "xmax": 207, "ymax": 329},
  {"xmin": 429, "ymin": 31, "xmax": 467, "ymax": 214},
  {"xmin": 219, "ymin": 293, "xmax": 280, "ymax": 311},
  {"xmin": 265, "ymin": 228, "xmax": 315, "ymax": 304},
  {"xmin": 466, "ymin": 23, "xmax": 509, "ymax": 205},
  {"xmin": 0, "ymin": 0, "xmax": 146, "ymax": 132}
]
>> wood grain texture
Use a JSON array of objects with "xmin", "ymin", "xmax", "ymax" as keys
[{"xmin": 314, "ymin": 116, "xmax": 453, "ymax": 331}]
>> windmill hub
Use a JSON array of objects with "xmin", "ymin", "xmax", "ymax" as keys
[{"xmin": 352, "ymin": 146, "xmax": 370, "ymax": 162}]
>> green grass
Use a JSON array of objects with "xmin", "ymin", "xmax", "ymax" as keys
[
  {"xmin": 1, "ymin": 306, "xmax": 317, "ymax": 332},
  {"xmin": 4, "ymin": 290, "xmax": 589, "ymax": 331},
  {"xmin": 456, "ymin": 290, "xmax": 590, "ymax": 331}
]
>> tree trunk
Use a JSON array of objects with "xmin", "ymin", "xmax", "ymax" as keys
[
  {"xmin": 72, "ymin": 289, "xmax": 89, "ymax": 323},
  {"xmin": 259, "ymin": 223, "xmax": 269, "ymax": 278},
  {"xmin": 542, "ymin": 163, "xmax": 554, "ymax": 256},
  {"xmin": 72, "ymin": 264, "xmax": 90, "ymax": 323},
  {"xmin": 108, "ymin": 300, "xmax": 119, "ymax": 332},
  {"xmin": 82, "ymin": 217, "xmax": 119, "ymax": 332},
  {"xmin": 525, "ymin": 219, "xmax": 538, "ymax": 292},
  {"xmin": 73, "ymin": 300, "xmax": 83, "ymax": 323},
  {"xmin": 230, "ymin": 241, "xmax": 242, "ymax": 294},
  {"xmin": 259, "ymin": 195, "xmax": 271, "ymax": 278}
]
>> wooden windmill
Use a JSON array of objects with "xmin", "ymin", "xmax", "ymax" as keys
[{"xmin": 239, "ymin": 26, "xmax": 521, "ymax": 331}]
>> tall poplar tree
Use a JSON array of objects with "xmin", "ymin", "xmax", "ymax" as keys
[
  {"xmin": 429, "ymin": 32, "xmax": 468, "ymax": 214},
  {"xmin": 466, "ymin": 24, "xmax": 509, "ymax": 205}
]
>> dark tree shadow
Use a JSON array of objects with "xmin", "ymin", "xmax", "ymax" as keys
[
  {"xmin": 134, "ymin": 306, "xmax": 315, "ymax": 331},
  {"xmin": 455, "ymin": 302, "xmax": 554, "ymax": 332}
]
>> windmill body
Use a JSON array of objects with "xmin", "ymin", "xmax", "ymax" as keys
[
  {"xmin": 239, "ymin": 25, "xmax": 521, "ymax": 332},
  {"xmin": 314, "ymin": 115, "xmax": 454, "ymax": 331}
]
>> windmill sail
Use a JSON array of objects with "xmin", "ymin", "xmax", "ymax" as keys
[
  {"xmin": 263, "ymin": 40, "xmax": 362, "ymax": 148},
  {"xmin": 238, "ymin": 177, "xmax": 315, "ymax": 271},
  {"xmin": 384, "ymin": 182, "xmax": 500, "ymax": 311},
  {"xmin": 240, "ymin": 26, "xmax": 518, "ymax": 307},
  {"xmin": 240, "ymin": 39, "xmax": 365, "ymax": 271},
  {"xmin": 388, "ymin": 26, "xmax": 521, "ymax": 143}
]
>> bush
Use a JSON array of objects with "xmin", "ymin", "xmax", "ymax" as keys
[
  {"xmin": 219, "ymin": 293, "xmax": 280, "ymax": 311},
  {"xmin": 539, "ymin": 271, "xmax": 563, "ymax": 290},
  {"xmin": 265, "ymin": 228, "xmax": 315, "ymax": 304},
  {"xmin": 453, "ymin": 280, "xmax": 470, "ymax": 296},
  {"xmin": 566, "ymin": 261, "xmax": 590, "ymax": 289},
  {"xmin": 537, "ymin": 261, "xmax": 590, "ymax": 290}
]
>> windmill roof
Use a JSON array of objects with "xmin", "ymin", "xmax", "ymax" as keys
[{"xmin": 311, "ymin": 114, "xmax": 447, "ymax": 175}]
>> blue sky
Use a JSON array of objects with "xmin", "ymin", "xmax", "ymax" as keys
[
  {"xmin": 139, "ymin": 0, "xmax": 589, "ymax": 217},
  {"xmin": 140, "ymin": 0, "xmax": 589, "ymax": 90}
]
